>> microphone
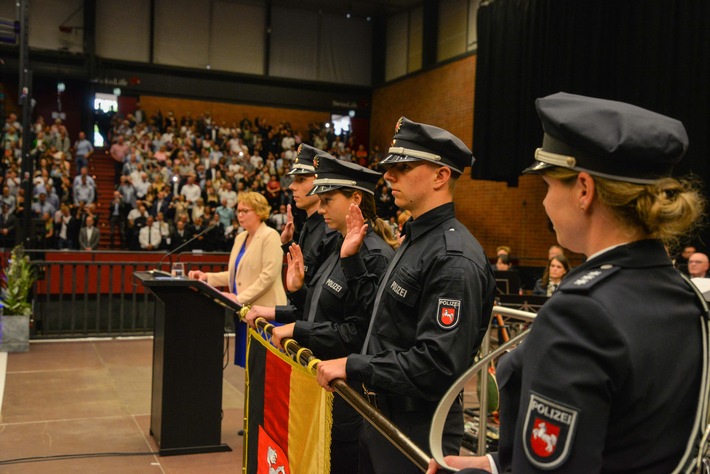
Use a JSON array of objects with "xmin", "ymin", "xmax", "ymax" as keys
[{"xmin": 150, "ymin": 223, "xmax": 218, "ymax": 276}]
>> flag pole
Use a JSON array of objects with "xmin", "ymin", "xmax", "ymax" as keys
[{"xmin": 241, "ymin": 308, "xmax": 431, "ymax": 472}]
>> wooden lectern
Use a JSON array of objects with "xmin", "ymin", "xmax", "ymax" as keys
[{"xmin": 134, "ymin": 271, "xmax": 239, "ymax": 456}]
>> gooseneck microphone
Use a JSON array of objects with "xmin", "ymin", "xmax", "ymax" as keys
[{"xmin": 149, "ymin": 223, "xmax": 218, "ymax": 276}]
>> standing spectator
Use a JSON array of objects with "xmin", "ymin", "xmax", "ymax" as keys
[
  {"xmin": 170, "ymin": 219, "xmax": 193, "ymax": 251},
  {"xmin": 32, "ymin": 192, "xmax": 56, "ymax": 217},
  {"xmin": 73, "ymin": 174, "xmax": 96, "ymax": 205},
  {"xmin": 154, "ymin": 212, "xmax": 172, "ymax": 250},
  {"xmin": 118, "ymin": 176, "xmax": 137, "ymax": 209},
  {"xmin": 108, "ymin": 191, "xmax": 124, "ymax": 249},
  {"xmin": 268, "ymin": 204, "xmax": 288, "ymax": 232},
  {"xmin": 72, "ymin": 166, "xmax": 97, "ymax": 189},
  {"xmin": 1, "ymin": 185, "xmax": 16, "ymax": 214},
  {"xmin": 139, "ymin": 215, "xmax": 161, "ymax": 251},
  {"xmin": 0, "ymin": 203, "xmax": 16, "ymax": 248},
  {"xmin": 204, "ymin": 212, "xmax": 225, "ymax": 251},
  {"xmin": 110, "ymin": 135, "xmax": 131, "ymax": 185},
  {"xmin": 151, "ymin": 190, "xmax": 170, "ymax": 218},
  {"xmin": 180, "ymin": 174, "xmax": 201, "ymax": 206},
  {"xmin": 55, "ymin": 204, "xmax": 78, "ymax": 249},
  {"xmin": 41, "ymin": 211, "xmax": 55, "ymax": 249},
  {"xmin": 73, "ymin": 131, "xmax": 94, "ymax": 174},
  {"xmin": 216, "ymin": 198, "xmax": 235, "ymax": 228},
  {"xmin": 79, "ymin": 215, "xmax": 100, "ymax": 250},
  {"xmin": 218, "ymin": 181, "xmax": 237, "ymax": 208}
]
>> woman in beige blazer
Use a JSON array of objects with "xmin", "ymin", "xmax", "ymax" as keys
[{"xmin": 189, "ymin": 191, "xmax": 286, "ymax": 365}]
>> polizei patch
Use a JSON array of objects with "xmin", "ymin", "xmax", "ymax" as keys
[
  {"xmin": 436, "ymin": 298, "xmax": 461, "ymax": 329},
  {"xmin": 522, "ymin": 393, "xmax": 579, "ymax": 469}
]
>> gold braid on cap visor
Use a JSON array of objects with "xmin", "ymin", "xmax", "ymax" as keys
[
  {"xmin": 388, "ymin": 147, "xmax": 442, "ymax": 162},
  {"xmin": 534, "ymin": 148, "xmax": 577, "ymax": 168},
  {"xmin": 312, "ymin": 178, "xmax": 358, "ymax": 187},
  {"xmin": 291, "ymin": 163, "xmax": 315, "ymax": 172}
]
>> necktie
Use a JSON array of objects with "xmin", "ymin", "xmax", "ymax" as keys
[
  {"xmin": 305, "ymin": 252, "xmax": 340, "ymax": 322},
  {"xmin": 360, "ymin": 237, "xmax": 410, "ymax": 354},
  {"xmin": 298, "ymin": 221, "xmax": 309, "ymax": 247},
  {"xmin": 148, "ymin": 228, "xmax": 151, "ymax": 245}
]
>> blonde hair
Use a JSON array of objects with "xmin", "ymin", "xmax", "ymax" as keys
[
  {"xmin": 238, "ymin": 191, "xmax": 271, "ymax": 221},
  {"xmin": 339, "ymin": 189, "xmax": 399, "ymax": 250},
  {"xmin": 544, "ymin": 167, "xmax": 706, "ymax": 248}
]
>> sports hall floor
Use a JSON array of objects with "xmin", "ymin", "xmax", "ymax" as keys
[
  {"xmin": 1, "ymin": 335, "xmax": 486, "ymax": 473},
  {"xmin": 0, "ymin": 336, "xmax": 244, "ymax": 473}
]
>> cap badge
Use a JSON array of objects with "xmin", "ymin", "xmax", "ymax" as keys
[
  {"xmin": 297, "ymin": 144, "xmax": 303, "ymax": 156},
  {"xmin": 395, "ymin": 117, "xmax": 404, "ymax": 134},
  {"xmin": 313, "ymin": 156, "xmax": 320, "ymax": 169}
]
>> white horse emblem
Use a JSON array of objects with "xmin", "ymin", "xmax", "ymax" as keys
[
  {"xmin": 532, "ymin": 421, "xmax": 558, "ymax": 453},
  {"xmin": 267, "ymin": 446, "xmax": 286, "ymax": 474}
]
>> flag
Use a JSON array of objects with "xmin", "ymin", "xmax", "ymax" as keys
[{"xmin": 244, "ymin": 327, "xmax": 333, "ymax": 474}]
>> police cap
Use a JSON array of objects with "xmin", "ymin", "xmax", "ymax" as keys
[
  {"xmin": 380, "ymin": 117, "xmax": 475, "ymax": 174},
  {"xmin": 307, "ymin": 155, "xmax": 382, "ymax": 196},
  {"xmin": 524, "ymin": 92, "xmax": 688, "ymax": 184},
  {"xmin": 287, "ymin": 144, "xmax": 334, "ymax": 176}
]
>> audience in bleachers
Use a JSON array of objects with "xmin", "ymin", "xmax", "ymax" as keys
[{"xmin": 1, "ymin": 107, "xmax": 399, "ymax": 252}]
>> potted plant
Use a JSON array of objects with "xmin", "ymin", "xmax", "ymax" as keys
[{"xmin": 0, "ymin": 244, "xmax": 37, "ymax": 352}]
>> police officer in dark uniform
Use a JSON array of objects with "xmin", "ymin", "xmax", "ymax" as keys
[
  {"xmin": 428, "ymin": 93, "xmax": 707, "ymax": 473},
  {"xmin": 317, "ymin": 117, "xmax": 497, "ymax": 474},
  {"xmin": 265, "ymin": 156, "xmax": 397, "ymax": 474},
  {"xmin": 245, "ymin": 144, "xmax": 338, "ymax": 324}
]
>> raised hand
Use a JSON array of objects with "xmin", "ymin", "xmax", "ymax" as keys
[
  {"xmin": 280, "ymin": 204, "xmax": 295, "ymax": 244},
  {"xmin": 341, "ymin": 203, "xmax": 368, "ymax": 258},
  {"xmin": 286, "ymin": 243, "xmax": 305, "ymax": 291}
]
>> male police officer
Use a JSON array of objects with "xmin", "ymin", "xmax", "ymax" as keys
[{"xmin": 317, "ymin": 117, "xmax": 497, "ymax": 473}]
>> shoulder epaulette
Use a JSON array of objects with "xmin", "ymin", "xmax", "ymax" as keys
[
  {"xmin": 559, "ymin": 264, "xmax": 621, "ymax": 293},
  {"xmin": 443, "ymin": 225, "xmax": 463, "ymax": 255}
]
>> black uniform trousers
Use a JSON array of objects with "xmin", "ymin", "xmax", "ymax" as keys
[{"xmin": 359, "ymin": 398, "xmax": 463, "ymax": 474}]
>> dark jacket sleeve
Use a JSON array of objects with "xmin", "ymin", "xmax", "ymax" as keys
[
  {"xmin": 347, "ymin": 255, "xmax": 493, "ymax": 401},
  {"xmin": 294, "ymin": 246, "xmax": 392, "ymax": 359}
]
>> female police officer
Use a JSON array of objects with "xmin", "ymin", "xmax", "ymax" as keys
[
  {"xmin": 248, "ymin": 156, "xmax": 397, "ymax": 474},
  {"xmin": 429, "ymin": 92, "xmax": 707, "ymax": 473}
]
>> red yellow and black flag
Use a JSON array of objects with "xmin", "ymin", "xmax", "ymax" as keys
[{"xmin": 244, "ymin": 328, "xmax": 333, "ymax": 474}]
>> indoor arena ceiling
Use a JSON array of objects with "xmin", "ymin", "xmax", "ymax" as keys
[{"xmin": 266, "ymin": 0, "xmax": 424, "ymax": 18}]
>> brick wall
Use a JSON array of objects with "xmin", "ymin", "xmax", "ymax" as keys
[
  {"xmin": 138, "ymin": 96, "xmax": 331, "ymax": 138},
  {"xmin": 371, "ymin": 56, "xmax": 574, "ymax": 263}
]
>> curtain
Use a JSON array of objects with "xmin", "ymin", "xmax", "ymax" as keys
[{"xmin": 472, "ymin": 0, "xmax": 710, "ymax": 188}]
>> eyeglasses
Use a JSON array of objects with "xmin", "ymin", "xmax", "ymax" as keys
[
  {"xmin": 236, "ymin": 208, "xmax": 252, "ymax": 215},
  {"xmin": 689, "ymin": 260, "xmax": 707, "ymax": 264}
]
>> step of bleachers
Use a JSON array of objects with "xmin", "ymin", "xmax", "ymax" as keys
[{"xmin": 88, "ymin": 148, "xmax": 116, "ymax": 249}]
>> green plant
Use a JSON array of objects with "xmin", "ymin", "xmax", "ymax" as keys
[{"xmin": 1, "ymin": 244, "xmax": 37, "ymax": 316}]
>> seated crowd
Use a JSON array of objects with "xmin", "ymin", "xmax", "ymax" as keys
[{"xmin": 1, "ymin": 107, "xmax": 401, "ymax": 251}]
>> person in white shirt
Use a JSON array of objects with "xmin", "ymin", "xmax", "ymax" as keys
[
  {"xmin": 219, "ymin": 181, "xmax": 238, "ymax": 208},
  {"xmin": 180, "ymin": 174, "xmax": 201, "ymax": 205},
  {"xmin": 139, "ymin": 216, "xmax": 161, "ymax": 250},
  {"xmin": 154, "ymin": 212, "xmax": 172, "ymax": 250}
]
